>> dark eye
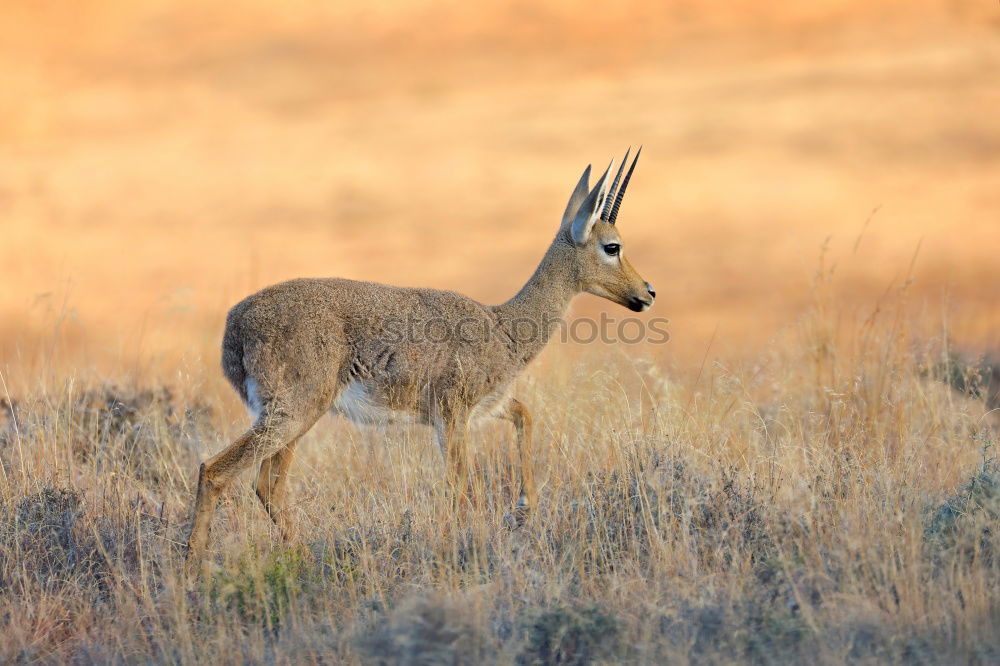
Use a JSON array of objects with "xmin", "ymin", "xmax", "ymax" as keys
[{"xmin": 602, "ymin": 243, "xmax": 620, "ymax": 256}]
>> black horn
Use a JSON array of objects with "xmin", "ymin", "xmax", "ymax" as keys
[
  {"xmin": 600, "ymin": 147, "xmax": 630, "ymax": 221},
  {"xmin": 607, "ymin": 146, "xmax": 641, "ymax": 225}
]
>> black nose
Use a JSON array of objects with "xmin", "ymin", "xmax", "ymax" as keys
[{"xmin": 645, "ymin": 282, "xmax": 656, "ymax": 298}]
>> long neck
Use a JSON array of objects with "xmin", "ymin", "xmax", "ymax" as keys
[{"xmin": 490, "ymin": 238, "xmax": 580, "ymax": 364}]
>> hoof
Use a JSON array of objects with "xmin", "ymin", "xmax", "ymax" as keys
[
  {"xmin": 503, "ymin": 496, "xmax": 531, "ymax": 530},
  {"xmin": 183, "ymin": 552, "xmax": 204, "ymax": 580},
  {"xmin": 277, "ymin": 523, "xmax": 299, "ymax": 544}
]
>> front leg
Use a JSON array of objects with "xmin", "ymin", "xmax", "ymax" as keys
[
  {"xmin": 502, "ymin": 397, "xmax": 536, "ymax": 525},
  {"xmin": 434, "ymin": 414, "xmax": 472, "ymax": 508}
]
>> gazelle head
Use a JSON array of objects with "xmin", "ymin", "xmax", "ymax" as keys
[{"xmin": 560, "ymin": 148, "xmax": 655, "ymax": 312}]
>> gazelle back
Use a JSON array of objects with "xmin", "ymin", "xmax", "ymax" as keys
[{"xmin": 186, "ymin": 149, "xmax": 655, "ymax": 570}]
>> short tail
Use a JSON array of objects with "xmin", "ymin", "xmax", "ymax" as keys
[{"xmin": 221, "ymin": 311, "xmax": 249, "ymax": 404}]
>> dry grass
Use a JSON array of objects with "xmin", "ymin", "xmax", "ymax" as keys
[
  {"xmin": 2, "ymin": 2, "xmax": 999, "ymax": 663},
  {"xmin": 0, "ymin": 281, "xmax": 997, "ymax": 664}
]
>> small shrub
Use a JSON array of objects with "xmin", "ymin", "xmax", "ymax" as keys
[
  {"xmin": 659, "ymin": 592, "xmax": 812, "ymax": 665},
  {"xmin": 3, "ymin": 486, "xmax": 95, "ymax": 587},
  {"xmin": 925, "ymin": 450, "xmax": 999, "ymax": 567},
  {"xmin": 517, "ymin": 603, "xmax": 620, "ymax": 665},
  {"xmin": 940, "ymin": 354, "xmax": 1000, "ymax": 410},
  {"xmin": 207, "ymin": 546, "xmax": 311, "ymax": 631},
  {"xmin": 357, "ymin": 593, "xmax": 493, "ymax": 665},
  {"xmin": 1, "ymin": 485, "xmax": 167, "ymax": 598}
]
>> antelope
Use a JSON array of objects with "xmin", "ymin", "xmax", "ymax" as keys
[{"xmin": 185, "ymin": 149, "xmax": 655, "ymax": 568}]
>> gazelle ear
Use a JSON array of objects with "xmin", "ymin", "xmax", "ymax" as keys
[
  {"xmin": 569, "ymin": 160, "xmax": 613, "ymax": 245},
  {"xmin": 561, "ymin": 165, "xmax": 591, "ymax": 228}
]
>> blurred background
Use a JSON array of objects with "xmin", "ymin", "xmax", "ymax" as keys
[{"xmin": 1, "ymin": 0, "xmax": 998, "ymax": 390}]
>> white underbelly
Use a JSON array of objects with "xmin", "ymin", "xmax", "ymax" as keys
[
  {"xmin": 330, "ymin": 380, "xmax": 512, "ymax": 428},
  {"xmin": 248, "ymin": 373, "xmax": 513, "ymax": 431},
  {"xmin": 468, "ymin": 388, "xmax": 512, "ymax": 425},
  {"xmin": 331, "ymin": 380, "xmax": 416, "ymax": 426}
]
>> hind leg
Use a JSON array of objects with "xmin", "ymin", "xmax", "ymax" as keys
[
  {"xmin": 254, "ymin": 437, "xmax": 300, "ymax": 541},
  {"xmin": 185, "ymin": 411, "xmax": 314, "ymax": 573}
]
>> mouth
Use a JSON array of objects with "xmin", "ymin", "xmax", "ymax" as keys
[{"xmin": 626, "ymin": 297, "xmax": 653, "ymax": 313}]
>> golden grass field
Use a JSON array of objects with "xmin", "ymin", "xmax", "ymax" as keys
[{"xmin": 1, "ymin": 1, "xmax": 999, "ymax": 663}]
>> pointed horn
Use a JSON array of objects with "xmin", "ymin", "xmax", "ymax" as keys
[
  {"xmin": 607, "ymin": 146, "xmax": 641, "ymax": 225},
  {"xmin": 600, "ymin": 147, "xmax": 630, "ymax": 221},
  {"xmin": 570, "ymin": 159, "xmax": 615, "ymax": 244}
]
